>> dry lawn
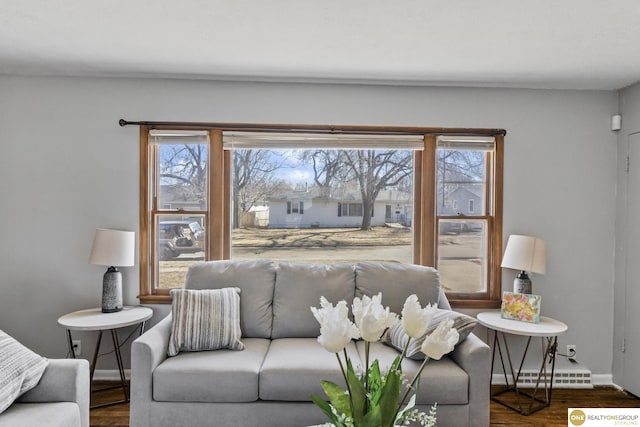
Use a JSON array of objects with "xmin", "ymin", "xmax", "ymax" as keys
[
  {"xmin": 158, "ymin": 226, "xmax": 483, "ymax": 291},
  {"xmin": 232, "ymin": 226, "xmax": 412, "ymax": 247}
]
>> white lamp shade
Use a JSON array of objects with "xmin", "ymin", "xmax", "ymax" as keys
[
  {"xmin": 501, "ymin": 234, "xmax": 547, "ymax": 275},
  {"xmin": 89, "ymin": 229, "xmax": 135, "ymax": 267}
]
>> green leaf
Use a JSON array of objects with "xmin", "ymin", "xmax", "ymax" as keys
[
  {"xmin": 391, "ymin": 352, "xmax": 403, "ymax": 372},
  {"xmin": 360, "ymin": 404, "xmax": 382, "ymax": 427},
  {"xmin": 311, "ymin": 395, "xmax": 340, "ymax": 425},
  {"xmin": 379, "ymin": 367, "xmax": 401, "ymax": 427},
  {"xmin": 368, "ymin": 360, "xmax": 383, "ymax": 405},
  {"xmin": 346, "ymin": 358, "xmax": 366, "ymax": 423},
  {"xmin": 320, "ymin": 380, "xmax": 351, "ymax": 417}
]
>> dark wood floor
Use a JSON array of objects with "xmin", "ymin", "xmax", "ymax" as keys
[{"xmin": 90, "ymin": 383, "xmax": 640, "ymax": 427}]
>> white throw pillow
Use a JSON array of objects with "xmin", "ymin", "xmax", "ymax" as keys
[
  {"xmin": 383, "ymin": 309, "xmax": 477, "ymax": 360},
  {"xmin": 0, "ymin": 329, "xmax": 48, "ymax": 414},
  {"xmin": 168, "ymin": 287, "xmax": 244, "ymax": 357}
]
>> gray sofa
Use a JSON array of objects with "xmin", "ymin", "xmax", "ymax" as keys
[
  {"xmin": 0, "ymin": 359, "xmax": 90, "ymax": 427},
  {"xmin": 131, "ymin": 260, "xmax": 490, "ymax": 427}
]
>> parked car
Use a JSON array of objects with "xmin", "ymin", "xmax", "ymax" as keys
[
  {"xmin": 158, "ymin": 221, "xmax": 205, "ymax": 260},
  {"xmin": 439, "ymin": 220, "xmax": 483, "ymax": 235}
]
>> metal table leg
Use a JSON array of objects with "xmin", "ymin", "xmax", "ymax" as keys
[
  {"xmin": 66, "ymin": 329, "xmax": 75, "ymax": 358},
  {"xmin": 90, "ymin": 330, "xmax": 103, "ymax": 383},
  {"xmin": 67, "ymin": 322, "xmax": 147, "ymax": 409},
  {"xmin": 490, "ymin": 330, "xmax": 559, "ymax": 415},
  {"xmin": 89, "ymin": 329, "xmax": 128, "ymax": 409},
  {"xmin": 111, "ymin": 328, "xmax": 129, "ymax": 401}
]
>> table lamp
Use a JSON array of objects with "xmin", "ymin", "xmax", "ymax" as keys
[
  {"xmin": 89, "ymin": 229, "xmax": 135, "ymax": 313},
  {"xmin": 501, "ymin": 234, "xmax": 547, "ymax": 294}
]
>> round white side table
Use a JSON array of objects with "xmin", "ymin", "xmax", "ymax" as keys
[
  {"xmin": 58, "ymin": 306, "xmax": 153, "ymax": 408},
  {"xmin": 477, "ymin": 310, "xmax": 568, "ymax": 416}
]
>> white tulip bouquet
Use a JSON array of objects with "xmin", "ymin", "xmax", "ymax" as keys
[{"xmin": 310, "ymin": 293, "xmax": 459, "ymax": 427}]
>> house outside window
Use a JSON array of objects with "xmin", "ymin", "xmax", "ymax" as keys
[
  {"xmin": 338, "ymin": 202, "xmax": 364, "ymax": 217},
  {"xmin": 139, "ymin": 124, "xmax": 503, "ymax": 308},
  {"xmin": 287, "ymin": 201, "xmax": 304, "ymax": 214}
]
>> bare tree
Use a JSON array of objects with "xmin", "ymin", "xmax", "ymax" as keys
[
  {"xmin": 159, "ymin": 144, "xmax": 208, "ymax": 207},
  {"xmin": 343, "ymin": 150, "xmax": 413, "ymax": 230},
  {"xmin": 159, "ymin": 145, "xmax": 286, "ymax": 228},
  {"xmin": 300, "ymin": 150, "xmax": 348, "ymax": 197},
  {"xmin": 232, "ymin": 149, "xmax": 285, "ymax": 228},
  {"xmin": 437, "ymin": 149, "xmax": 485, "ymax": 212},
  {"xmin": 300, "ymin": 148, "xmax": 413, "ymax": 230}
]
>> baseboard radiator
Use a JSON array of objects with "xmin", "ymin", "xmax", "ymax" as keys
[{"xmin": 492, "ymin": 368, "xmax": 593, "ymax": 389}]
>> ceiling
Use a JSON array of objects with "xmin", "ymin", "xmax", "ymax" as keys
[{"xmin": 1, "ymin": 1, "xmax": 639, "ymax": 90}]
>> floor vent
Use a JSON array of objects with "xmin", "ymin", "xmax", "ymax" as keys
[{"xmin": 493, "ymin": 368, "xmax": 593, "ymax": 389}]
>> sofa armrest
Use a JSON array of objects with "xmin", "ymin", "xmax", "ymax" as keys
[
  {"xmin": 449, "ymin": 332, "xmax": 491, "ymax": 427},
  {"xmin": 130, "ymin": 314, "xmax": 172, "ymax": 427},
  {"xmin": 17, "ymin": 358, "xmax": 90, "ymax": 427}
]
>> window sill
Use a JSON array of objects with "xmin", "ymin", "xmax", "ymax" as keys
[
  {"xmin": 139, "ymin": 294, "xmax": 172, "ymax": 305},
  {"xmin": 449, "ymin": 299, "xmax": 501, "ymax": 309}
]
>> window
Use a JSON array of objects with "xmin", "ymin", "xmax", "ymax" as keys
[
  {"xmin": 139, "ymin": 130, "xmax": 211, "ymax": 297},
  {"xmin": 139, "ymin": 124, "xmax": 503, "ymax": 308},
  {"xmin": 286, "ymin": 201, "xmax": 304, "ymax": 214},
  {"xmin": 435, "ymin": 135, "xmax": 502, "ymax": 306},
  {"xmin": 338, "ymin": 202, "xmax": 364, "ymax": 217}
]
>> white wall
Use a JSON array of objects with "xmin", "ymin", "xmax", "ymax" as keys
[
  {"xmin": 0, "ymin": 75, "xmax": 618, "ymax": 376},
  {"xmin": 613, "ymin": 81, "xmax": 640, "ymax": 385}
]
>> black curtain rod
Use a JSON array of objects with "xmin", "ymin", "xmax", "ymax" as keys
[{"xmin": 119, "ymin": 119, "xmax": 507, "ymax": 137}]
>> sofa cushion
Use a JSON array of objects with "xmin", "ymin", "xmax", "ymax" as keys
[
  {"xmin": 355, "ymin": 262, "xmax": 440, "ymax": 315},
  {"xmin": 0, "ymin": 330, "xmax": 48, "ymax": 415},
  {"xmin": 0, "ymin": 402, "xmax": 80, "ymax": 427},
  {"xmin": 154, "ymin": 338, "xmax": 270, "ymax": 403},
  {"xmin": 259, "ymin": 338, "xmax": 361, "ymax": 401},
  {"xmin": 271, "ymin": 262, "xmax": 356, "ymax": 339},
  {"xmin": 383, "ymin": 308, "xmax": 478, "ymax": 360},
  {"xmin": 184, "ymin": 260, "xmax": 276, "ymax": 338},
  {"xmin": 356, "ymin": 341, "xmax": 469, "ymax": 405}
]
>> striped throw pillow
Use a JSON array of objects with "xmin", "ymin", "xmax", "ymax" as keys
[
  {"xmin": 0, "ymin": 330, "xmax": 48, "ymax": 414},
  {"xmin": 168, "ymin": 288, "xmax": 244, "ymax": 357},
  {"xmin": 383, "ymin": 308, "xmax": 477, "ymax": 360}
]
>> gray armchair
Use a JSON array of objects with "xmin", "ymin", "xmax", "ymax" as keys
[{"xmin": 0, "ymin": 358, "xmax": 90, "ymax": 427}]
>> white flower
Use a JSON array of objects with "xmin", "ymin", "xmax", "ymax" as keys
[
  {"xmin": 352, "ymin": 293, "xmax": 399, "ymax": 342},
  {"xmin": 311, "ymin": 297, "xmax": 360, "ymax": 353},
  {"xmin": 401, "ymin": 295, "xmax": 438, "ymax": 339},
  {"xmin": 420, "ymin": 318, "xmax": 459, "ymax": 360}
]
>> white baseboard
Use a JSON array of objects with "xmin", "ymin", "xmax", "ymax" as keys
[
  {"xmin": 93, "ymin": 369, "xmax": 131, "ymax": 381},
  {"xmin": 591, "ymin": 374, "xmax": 615, "ymax": 387},
  {"xmin": 93, "ymin": 369, "xmax": 621, "ymax": 391}
]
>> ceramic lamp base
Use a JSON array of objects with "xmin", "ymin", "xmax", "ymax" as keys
[
  {"xmin": 513, "ymin": 271, "xmax": 532, "ymax": 294},
  {"xmin": 102, "ymin": 267, "xmax": 123, "ymax": 313}
]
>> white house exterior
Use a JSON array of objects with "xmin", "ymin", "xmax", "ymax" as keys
[
  {"xmin": 267, "ymin": 189, "xmax": 412, "ymax": 229},
  {"xmin": 439, "ymin": 186, "xmax": 483, "ymax": 216}
]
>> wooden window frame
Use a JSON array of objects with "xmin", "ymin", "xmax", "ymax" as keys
[
  {"xmin": 426, "ymin": 134, "xmax": 504, "ymax": 308},
  {"xmin": 139, "ymin": 124, "xmax": 503, "ymax": 308}
]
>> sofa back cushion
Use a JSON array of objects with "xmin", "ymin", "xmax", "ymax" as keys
[
  {"xmin": 184, "ymin": 260, "xmax": 276, "ymax": 339},
  {"xmin": 271, "ymin": 262, "xmax": 356, "ymax": 339},
  {"xmin": 355, "ymin": 262, "xmax": 441, "ymax": 315}
]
